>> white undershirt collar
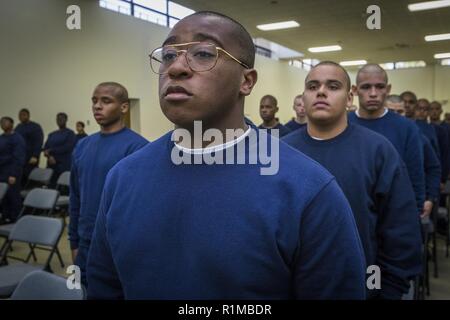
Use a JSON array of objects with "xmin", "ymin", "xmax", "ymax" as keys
[{"xmin": 355, "ymin": 107, "xmax": 388, "ymax": 119}]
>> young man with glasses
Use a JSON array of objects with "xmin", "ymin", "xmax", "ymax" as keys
[{"xmin": 86, "ymin": 11, "xmax": 366, "ymax": 299}]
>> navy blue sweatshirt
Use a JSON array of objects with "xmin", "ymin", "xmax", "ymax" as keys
[
  {"xmin": 86, "ymin": 128, "xmax": 366, "ymax": 299},
  {"xmin": 44, "ymin": 128, "xmax": 76, "ymax": 175},
  {"xmin": 258, "ymin": 123, "xmax": 291, "ymax": 137},
  {"xmin": 284, "ymin": 119, "xmax": 306, "ymax": 132},
  {"xmin": 15, "ymin": 121, "xmax": 43, "ymax": 161},
  {"xmin": 348, "ymin": 111, "xmax": 425, "ymax": 213},
  {"xmin": 75, "ymin": 133, "xmax": 88, "ymax": 146},
  {"xmin": 0, "ymin": 132, "xmax": 26, "ymax": 180},
  {"xmin": 283, "ymin": 123, "xmax": 422, "ymax": 299},
  {"xmin": 431, "ymin": 123, "xmax": 449, "ymax": 183},
  {"xmin": 415, "ymin": 120, "xmax": 440, "ymax": 158},
  {"xmin": 422, "ymin": 135, "xmax": 441, "ymax": 201},
  {"xmin": 69, "ymin": 127, "xmax": 148, "ymax": 250}
]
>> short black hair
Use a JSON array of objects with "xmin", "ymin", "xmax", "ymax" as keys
[
  {"xmin": 386, "ymin": 94, "xmax": 403, "ymax": 103},
  {"xmin": 261, "ymin": 94, "xmax": 277, "ymax": 106},
  {"xmin": 356, "ymin": 64, "xmax": 388, "ymax": 84},
  {"xmin": 400, "ymin": 91, "xmax": 417, "ymax": 102},
  {"xmin": 57, "ymin": 112, "xmax": 68, "ymax": 120},
  {"xmin": 96, "ymin": 82, "xmax": 129, "ymax": 104},
  {"xmin": 76, "ymin": 121, "xmax": 85, "ymax": 128},
  {"xmin": 19, "ymin": 108, "xmax": 29, "ymax": 115},
  {"xmin": 309, "ymin": 61, "xmax": 351, "ymax": 91},
  {"xmin": 188, "ymin": 11, "xmax": 255, "ymax": 68},
  {"xmin": 1, "ymin": 116, "xmax": 14, "ymax": 125}
]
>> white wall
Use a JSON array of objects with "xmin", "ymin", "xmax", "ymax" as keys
[{"xmin": 1, "ymin": 0, "xmax": 450, "ymax": 142}]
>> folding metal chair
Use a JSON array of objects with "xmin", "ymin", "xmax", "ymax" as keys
[
  {"xmin": 10, "ymin": 270, "xmax": 84, "ymax": 300},
  {"xmin": 54, "ymin": 171, "xmax": 71, "ymax": 223},
  {"xmin": 20, "ymin": 168, "xmax": 53, "ymax": 199},
  {"xmin": 0, "ymin": 215, "xmax": 64, "ymax": 297},
  {"xmin": 0, "ymin": 188, "xmax": 63, "ymax": 268}
]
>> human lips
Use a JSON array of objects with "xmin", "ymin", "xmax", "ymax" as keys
[{"xmin": 164, "ymin": 85, "xmax": 193, "ymax": 101}]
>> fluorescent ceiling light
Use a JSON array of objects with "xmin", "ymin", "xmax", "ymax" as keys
[
  {"xmin": 434, "ymin": 52, "xmax": 450, "ymax": 59},
  {"xmin": 308, "ymin": 45, "xmax": 342, "ymax": 53},
  {"xmin": 340, "ymin": 60, "xmax": 367, "ymax": 66},
  {"xmin": 408, "ymin": 0, "xmax": 450, "ymax": 11},
  {"xmin": 256, "ymin": 21, "xmax": 300, "ymax": 31},
  {"xmin": 425, "ymin": 33, "xmax": 450, "ymax": 41}
]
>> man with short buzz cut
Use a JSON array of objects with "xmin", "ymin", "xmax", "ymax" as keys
[
  {"xmin": 43, "ymin": 112, "xmax": 76, "ymax": 187},
  {"xmin": 86, "ymin": 11, "xmax": 366, "ymax": 300},
  {"xmin": 15, "ymin": 108, "xmax": 44, "ymax": 186},
  {"xmin": 348, "ymin": 64, "xmax": 425, "ymax": 216},
  {"xmin": 284, "ymin": 94, "xmax": 306, "ymax": 131},
  {"xmin": 0, "ymin": 117, "xmax": 26, "ymax": 223},
  {"xmin": 401, "ymin": 91, "xmax": 418, "ymax": 119},
  {"xmin": 69, "ymin": 82, "xmax": 148, "ymax": 285},
  {"xmin": 283, "ymin": 61, "xmax": 422, "ymax": 299},
  {"xmin": 258, "ymin": 94, "xmax": 291, "ymax": 137},
  {"xmin": 386, "ymin": 94, "xmax": 406, "ymax": 116}
]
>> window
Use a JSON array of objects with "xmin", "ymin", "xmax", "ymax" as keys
[
  {"xmin": 395, "ymin": 60, "xmax": 426, "ymax": 69},
  {"xmin": 441, "ymin": 58, "xmax": 450, "ymax": 66},
  {"xmin": 99, "ymin": 0, "xmax": 194, "ymax": 28},
  {"xmin": 380, "ymin": 62, "xmax": 395, "ymax": 70}
]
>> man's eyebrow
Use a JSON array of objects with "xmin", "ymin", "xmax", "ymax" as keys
[{"xmin": 162, "ymin": 36, "xmax": 177, "ymax": 46}]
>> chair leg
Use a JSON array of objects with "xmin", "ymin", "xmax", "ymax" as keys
[
  {"xmin": 25, "ymin": 243, "xmax": 38, "ymax": 263},
  {"xmin": 433, "ymin": 232, "xmax": 438, "ymax": 278},
  {"xmin": 55, "ymin": 247, "xmax": 65, "ymax": 268}
]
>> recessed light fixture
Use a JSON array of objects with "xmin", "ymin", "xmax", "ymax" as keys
[
  {"xmin": 340, "ymin": 60, "xmax": 367, "ymax": 66},
  {"xmin": 434, "ymin": 52, "xmax": 450, "ymax": 59},
  {"xmin": 308, "ymin": 45, "xmax": 342, "ymax": 53},
  {"xmin": 408, "ymin": 0, "xmax": 450, "ymax": 11},
  {"xmin": 425, "ymin": 33, "xmax": 450, "ymax": 41},
  {"xmin": 256, "ymin": 21, "xmax": 300, "ymax": 31}
]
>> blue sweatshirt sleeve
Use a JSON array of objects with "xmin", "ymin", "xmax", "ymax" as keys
[
  {"xmin": 294, "ymin": 179, "xmax": 366, "ymax": 300},
  {"xmin": 374, "ymin": 147, "xmax": 423, "ymax": 299},
  {"xmin": 69, "ymin": 152, "xmax": 81, "ymax": 250},
  {"xmin": 49, "ymin": 131, "xmax": 76, "ymax": 155},
  {"xmin": 435, "ymin": 125, "xmax": 449, "ymax": 183},
  {"xmin": 87, "ymin": 171, "xmax": 124, "ymax": 299},
  {"xmin": 405, "ymin": 126, "xmax": 426, "ymax": 213},
  {"xmin": 31, "ymin": 124, "xmax": 44, "ymax": 158},
  {"xmin": 423, "ymin": 137, "xmax": 441, "ymax": 200}
]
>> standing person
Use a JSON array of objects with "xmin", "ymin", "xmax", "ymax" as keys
[
  {"xmin": 43, "ymin": 113, "xmax": 76, "ymax": 186},
  {"xmin": 0, "ymin": 117, "xmax": 26, "ymax": 223},
  {"xmin": 284, "ymin": 94, "xmax": 306, "ymax": 131},
  {"xmin": 258, "ymin": 95, "xmax": 291, "ymax": 137},
  {"xmin": 15, "ymin": 108, "xmax": 44, "ymax": 186},
  {"xmin": 283, "ymin": 61, "xmax": 422, "ymax": 299},
  {"xmin": 69, "ymin": 82, "xmax": 148, "ymax": 285},
  {"xmin": 348, "ymin": 64, "xmax": 425, "ymax": 216},
  {"xmin": 75, "ymin": 121, "xmax": 88, "ymax": 145},
  {"xmin": 86, "ymin": 12, "xmax": 366, "ymax": 300}
]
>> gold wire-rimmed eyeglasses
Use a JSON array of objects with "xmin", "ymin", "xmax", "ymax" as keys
[{"xmin": 149, "ymin": 42, "xmax": 250, "ymax": 74}]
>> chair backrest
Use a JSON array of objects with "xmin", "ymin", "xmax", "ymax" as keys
[
  {"xmin": 56, "ymin": 171, "xmax": 70, "ymax": 187},
  {"xmin": 0, "ymin": 182, "xmax": 8, "ymax": 201},
  {"xmin": 23, "ymin": 188, "xmax": 59, "ymax": 210},
  {"xmin": 10, "ymin": 270, "xmax": 85, "ymax": 300},
  {"xmin": 9, "ymin": 215, "xmax": 63, "ymax": 246},
  {"xmin": 28, "ymin": 168, "xmax": 53, "ymax": 185}
]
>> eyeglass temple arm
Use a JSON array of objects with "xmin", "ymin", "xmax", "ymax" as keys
[{"xmin": 217, "ymin": 48, "xmax": 250, "ymax": 69}]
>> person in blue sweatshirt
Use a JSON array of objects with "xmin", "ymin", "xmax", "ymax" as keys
[
  {"xmin": 0, "ymin": 117, "xmax": 26, "ymax": 223},
  {"xmin": 283, "ymin": 61, "xmax": 422, "ymax": 299},
  {"xmin": 284, "ymin": 94, "xmax": 307, "ymax": 131},
  {"xmin": 15, "ymin": 108, "xmax": 44, "ymax": 186},
  {"xmin": 348, "ymin": 64, "xmax": 425, "ymax": 216},
  {"xmin": 86, "ymin": 11, "xmax": 366, "ymax": 300},
  {"xmin": 69, "ymin": 82, "xmax": 148, "ymax": 285},
  {"xmin": 414, "ymin": 99, "xmax": 440, "ymax": 157},
  {"xmin": 75, "ymin": 121, "xmax": 88, "ymax": 145},
  {"xmin": 387, "ymin": 97, "xmax": 441, "ymax": 217},
  {"xmin": 258, "ymin": 95, "xmax": 291, "ymax": 137},
  {"xmin": 43, "ymin": 113, "xmax": 76, "ymax": 186}
]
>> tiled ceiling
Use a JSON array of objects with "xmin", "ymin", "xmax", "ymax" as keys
[{"xmin": 173, "ymin": 0, "xmax": 450, "ymax": 64}]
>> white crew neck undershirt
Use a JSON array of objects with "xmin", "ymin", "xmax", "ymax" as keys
[
  {"xmin": 355, "ymin": 107, "xmax": 388, "ymax": 119},
  {"xmin": 174, "ymin": 126, "xmax": 252, "ymax": 155}
]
